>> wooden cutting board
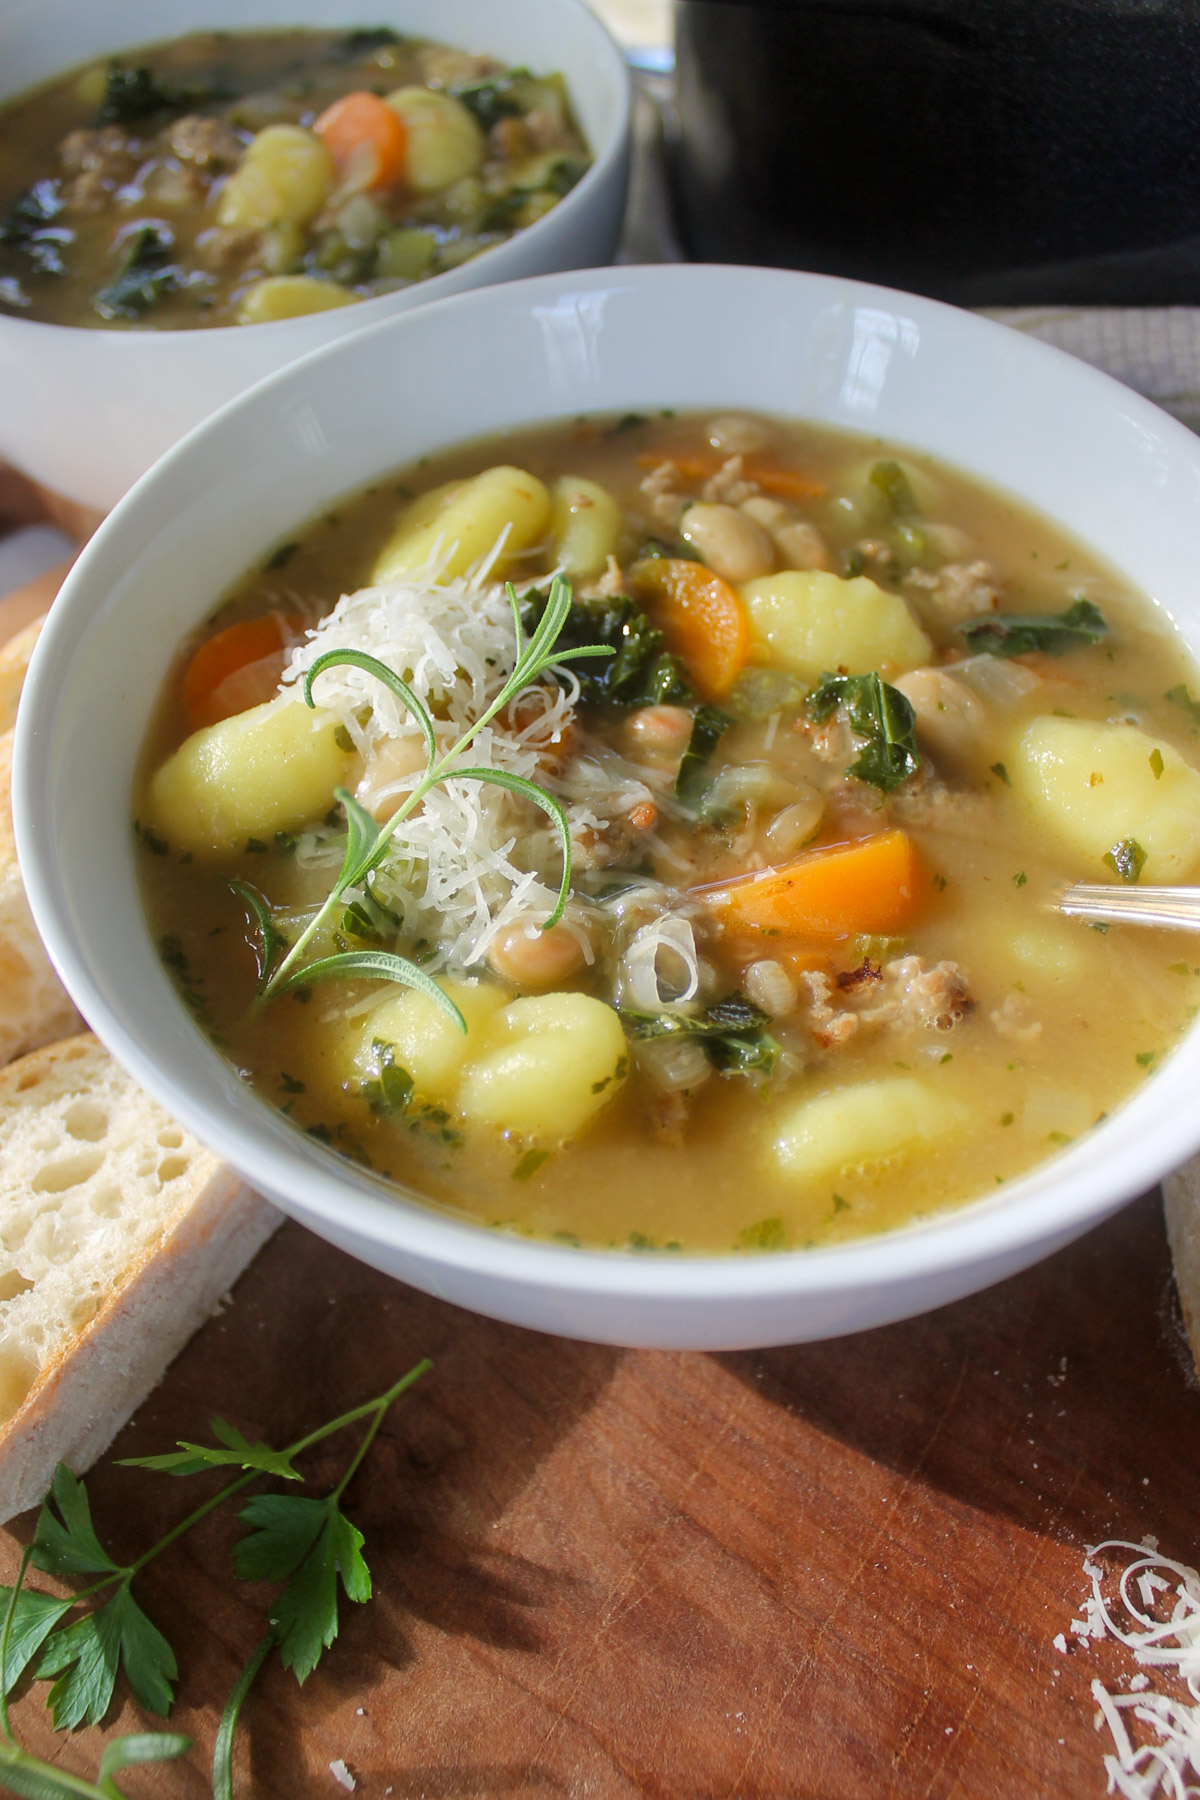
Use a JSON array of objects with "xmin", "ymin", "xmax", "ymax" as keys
[{"xmin": 0, "ymin": 1188, "xmax": 1194, "ymax": 1799}]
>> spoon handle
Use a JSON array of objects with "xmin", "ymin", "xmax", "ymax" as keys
[{"xmin": 1057, "ymin": 882, "xmax": 1200, "ymax": 931}]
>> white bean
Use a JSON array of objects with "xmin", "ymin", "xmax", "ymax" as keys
[
  {"xmin": 706, "ymin": 413, "xmax": 771, "ymax": 456},
  {"xmin": 680, "ymin": 503, "xmax": 774, "ymax": 584},
  {"xmin": 892, "ymin": 667, "xmax": 988, "ymax": 764},
  {"xmin": 487, "ymin": 920, "xmax": 588, "ymax": 988},
  {"xmin": 762, "ymin": 787, "xmax": 824, "ymax": 855},
  {"xmin": 625, "ymin": 705, "xmax": 694, "ymax": 761}
]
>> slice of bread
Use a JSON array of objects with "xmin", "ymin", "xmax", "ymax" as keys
[
  {"xmin": 0, "ymin": 728, "xmax": 83, "ymax": 1065},
  {"xmin": 0, "ymin": 613, "xmax": 43, "ymax": 733},
  {"xmin": 0, "ymin": 1033, "xmax": 278, "ymax": 1521},
  {"xmin": 1164, "ymin": 1157, "xmax": 1200, "ymax": 1376}
]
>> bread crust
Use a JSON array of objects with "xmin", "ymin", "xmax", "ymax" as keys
[{"xmin": 1165, "ymin": 1156, "xmax": 1200, "ymax": 1378}]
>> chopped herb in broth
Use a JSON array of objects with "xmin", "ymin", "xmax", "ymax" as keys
[
  {"xmin": 0, "ymin": 29, "xmax": 591, "ymax": 328},
  {"xmin": 135, "ymin": 414, "xmax": 1200, "ymax": 1253}
]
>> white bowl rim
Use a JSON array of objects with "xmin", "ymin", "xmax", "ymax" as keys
[
  {"xmin": 0, "ymin": 0, "xmax": 631, "ymax": 346},
  {"xmin": 15, "ymin": 260, "xmax": 1200, "ymax": 1317}
]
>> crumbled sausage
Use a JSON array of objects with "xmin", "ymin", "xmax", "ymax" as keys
[
  {"xmin": 801, "ymin": 955, "xmax": 974, "ymax": 1048},
  {"xmin": 990, "ymin": 993, "xmax": 1042, "ymax": 1044},
  {"xmin": 700, "ymin": 454, "xmax": 760, "ymax": 507},
  {"xmin": 166, "ymin": 115, "xmax": 244, "ymax": 170},
  {"xmin": 905, "ymin": 560, "xmax": 1000, "ymax": 622},
  {"xmin": 638, "ymin": 461, "xmax": 687, "ymax": 531},
  {"xmin": 58, "ymin": 127, "xmax": 139, "ymax": 209}
]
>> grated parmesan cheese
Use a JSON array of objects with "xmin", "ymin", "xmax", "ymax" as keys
[
  {"xmin": 329, "ymin": 1759, "xmax": 356, "ymax": 1792},
  {"xmin": 277, "ymin": 565, "xmax": 609, "ymax": 969},
  {"xmin": 1067, "ymin": 1539, "xmax": 1200, "ymax": 1798}
]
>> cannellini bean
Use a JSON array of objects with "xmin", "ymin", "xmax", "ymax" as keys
[
  {"xmin": 385, "ymin": 87, "xmax": 485, "ymax": 191},
  {"xmin": 892, "ymin": 667, "xmax": 988, "ymax": 764},
  {"xmin": 740, "ymin": 497, "xmax": 832, "ymax": 572},
  {"xmin": 550, "ymin": 475, "xmax": 621, "ymax": 579},
  {"xmin": 743, "ymin": 959, "xmax": 797, "ymax": 1017},
  {"xmin": 216, "ymin": 125, "xmax": 334, "ymax": 229},
  {"xmin": 237, "ymin": 275, "xmax": 356, "ymax": 324},
  {"xmin": 487, "ymin": 920, "xmax": 588, "ymax": 988},
  {"xmin": 680, "ymin": 503, "xmax": 774, "ymax": 584},
  {"xmin": 762, "ymin": 787, "xmax": 824, "ymax": 855},
  {"xmin": 625, "ymin": 704, "xmax": 694, "ymax": 760},
  {"xmin": 355, "ymin": 734, "xmax": 431, "ymax": 820},
  {"xmin": 706, "ymin": 413, "xmax": 771, "ymax": 456}
]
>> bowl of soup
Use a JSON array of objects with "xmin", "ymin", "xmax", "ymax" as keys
[
  {"xmin": 15, "ymin": 263, "xmax": 1200, "ymax": 1349},
  {"xmin": 0, "ymin": 0, "xmax": 630, "ymax": 511}
]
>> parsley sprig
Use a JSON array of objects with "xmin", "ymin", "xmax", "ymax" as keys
[
  {"xmin": 238, "ymin": 576, "xmax": 612, "ymax": 1030},
  {"xmin": 0, "ymin": 1360, "xmax": 430, "ymax": 1798}
]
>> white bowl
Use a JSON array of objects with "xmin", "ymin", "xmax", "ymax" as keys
[
  {"xmin": 0, "ymin": 0, "xmax": 630, "ymax": 510},
  {"xmin": 15, "ymin": 264, "xmax": 1200, "ymax": 1350}
]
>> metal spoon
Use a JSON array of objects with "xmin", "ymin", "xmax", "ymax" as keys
[{"xmin": 1056, "ymin": 883, "xmax": 1200, "ymax": 931}]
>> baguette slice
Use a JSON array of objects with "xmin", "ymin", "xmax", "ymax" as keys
[
  {"xmin": 0, "ymin": 727, "xmax": 83, "ymax": 1065},
  {"xmin": 1165, "ymin": 1156, "xmax": 1200, "ymax": 1377},
  {"xmin": 0, "ymin": 612, "xmax": 44, "ymax": 733},
  {"xmin": 0, "ymin": 1032, "xmax": 279, "ymax": 1521}
]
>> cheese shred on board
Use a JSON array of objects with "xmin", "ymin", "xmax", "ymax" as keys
[{"xmin": 1070, "ymin": 1538, "xmax": 1200, "ymax": 1797}]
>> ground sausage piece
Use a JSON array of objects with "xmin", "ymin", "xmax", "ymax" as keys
[
  {"xmin": 58, "ymin": 127, "xmax": 139, "ymax": 209},
  {"xmin": 905, "ymin": 560, "xmax": 1000, "ymax": 623},
  {"xmin": 802, "ymin": 955, "xmax": 974, "ymax": 1048},
  {"xmin": 166, "ymin": 115, "xmax": 244, "ymax": 170}
]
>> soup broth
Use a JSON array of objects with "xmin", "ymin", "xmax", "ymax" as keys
[
  {"xmin": 136, "ymin": 413, "xmax": 1200, "ymax": 1253},
  {"xmin": 0, "ymin": 29, "xmax": 590, "ymax": 328}
]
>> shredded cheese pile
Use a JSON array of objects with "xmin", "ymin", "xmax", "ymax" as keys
[
  {"xmin": 1069, "ymin": 1538, "xmax": 1200, "ymax": 1797},
  {"xmin": 278, "ymin": 566, "xmax": 603, "ymax": 969}
]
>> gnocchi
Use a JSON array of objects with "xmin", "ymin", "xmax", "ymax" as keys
[
  {"xmin": 773, "ymin": 1077, "xmax": 968, "ymax": 1182},
  {"xmin": 372, "ymin": 465, "xmax": 552, "ymax": 582},
  {"xmin": 739, "ymin": 570, "xmax": 932, "ymax": 681}
]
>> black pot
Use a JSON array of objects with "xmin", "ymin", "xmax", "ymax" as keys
[{"xmin": 672, "ymin": 0, "xmax": 1200, "ymax": 304}]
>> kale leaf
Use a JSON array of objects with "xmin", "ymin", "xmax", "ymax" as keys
[
  {"xmin": 452, "ymin": 67, "xmax": 535, "ymax": 131},
  {"xmin": 97, "ymin": 63, "xmax": 210, "ymax": 124},
  {"xmin": 621, "ymin": 992, "xmax": 780, "ymax": 1076},
  {"xmin": 0, "ymin": 179, "xmax": 71, "ymax": 276},
  {"xmin": 959, "ymin": 596, "xmax": 1109, "ymax": 658},
  {"xmin": 93, "ymin": 225, "xmax": 180, "ymax": 320},
  {"xmin": 675, "ymin": 704, "xmax": 733, "ymax": 807},
  {"xmin": 521, "ymin": 589, "xmax": 692, "ymax": 709},
  {"xmin": 336, "ymin": 26, "xmax": 402, "ymax": 58},
  {"xmin": 806, "ymin": 671, "xmax": 920, "ymax": 792}
]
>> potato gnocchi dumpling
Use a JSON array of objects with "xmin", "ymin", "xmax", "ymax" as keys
[{"xmin": 740, "ymin": 570, "xmax": 932, "ymax": 681}]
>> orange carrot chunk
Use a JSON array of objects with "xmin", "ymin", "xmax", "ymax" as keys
[
  {"xmin": 635, "ymin": 451, "xmax": 825, "ymax": 500},
  {"xmin": 183, "ymin": 613, "xmax": 301, "ymax": 729},
  {"xmin": 628, "ymin": 557, "xmax": 748, "ymax": 701},
  {"xmin": 699, "ymin": 830, "xmax": 923, "ymax": 940},
  {"xmin": 314, "ymin": 91, "xmax": 407, "ymax": 189}
]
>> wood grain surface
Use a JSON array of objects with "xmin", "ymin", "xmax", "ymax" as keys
[{"xmin": 0, "ymin": 1189, "xmax": 1193, "ymax": 1800}]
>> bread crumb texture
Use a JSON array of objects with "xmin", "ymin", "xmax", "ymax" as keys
[
  {"xmin": 0, "ymin": 1033, "xmax": 225, "ymax": 1423},
  {"xmin": 0, "ymin": 729, "xmax": 82, "ymax": 1064}
]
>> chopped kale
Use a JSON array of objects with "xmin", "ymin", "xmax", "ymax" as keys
[
  {"xmin": 97, "ymin": 63, "xmax": 218, "ymax": 124},
  {"xmin": 451, "ymin": 67, "xmax": 534, "ymax": 131},
  {"xmin": 675, "ymin": 704, "xmax": 734, "ymax": 808},
  {"xmin": 93, "ymin": 225, "xmax": 180, "ymax": 320},
  {"xmin": 960, "ymin": 597, "xmax": 1109, "ymax": 658},
  {"xmin": 337, "ymin": 26, "xmax": 402, "ymax": 57},
  {"xmin": 513, "ymin": 1148, "xmax": 550, "ymax": 1181},
  {"xmin": 806, "ymin": 671, "xmax": 920, "ymax": 793},
  {"xmin": 1103, "ymin": 837, "xmax": 1147, "ymax": 884},
  {"xmin": 736, "ymin": 1216, "xmax": 788, "ymax": 1252},
  {"xmin": 621, "ymin": 992, "xmax": 780, "ymax": 1077},
  {"xmin": 0, "ymin": 179, "xmax": 71, "ymax": 276},
  {"xmin": 521, "ymin": 588, "xmax": 692, "ymax": 710},
  {"xmin": 1167, "ymin": 683, "xmax": 1200, "ymax": 726},
  {"xmin": 264, "ymin": 540, "xmax": 299, "ymax": 571},
  {"xmin": 361, "ymin": 1040, "xmax": 414, "ymax": 1117}
]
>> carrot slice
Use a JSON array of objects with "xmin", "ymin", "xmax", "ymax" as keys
[
  {"xmin": 628, "ymin": 557, "xmax": 748, "ymax": 701},
  {"xmin": 636, "ymin": 451, "xmax": 825, "ymax": 500},
  {"xmin": 699, "ymin": 830, "xmax": 923, "ymax": 940},
  {"xmin": 183, "ymin": 613, "xmax": 301, "ymax": 729},
  {"xmin": 314, "ymin": 91, "xmax": 407, "ymax": 189}
]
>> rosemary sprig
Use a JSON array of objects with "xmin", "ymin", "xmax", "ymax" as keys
[{"xmin": 244, "ymin": 575, "xmax": 612, "ymax": 1027}]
